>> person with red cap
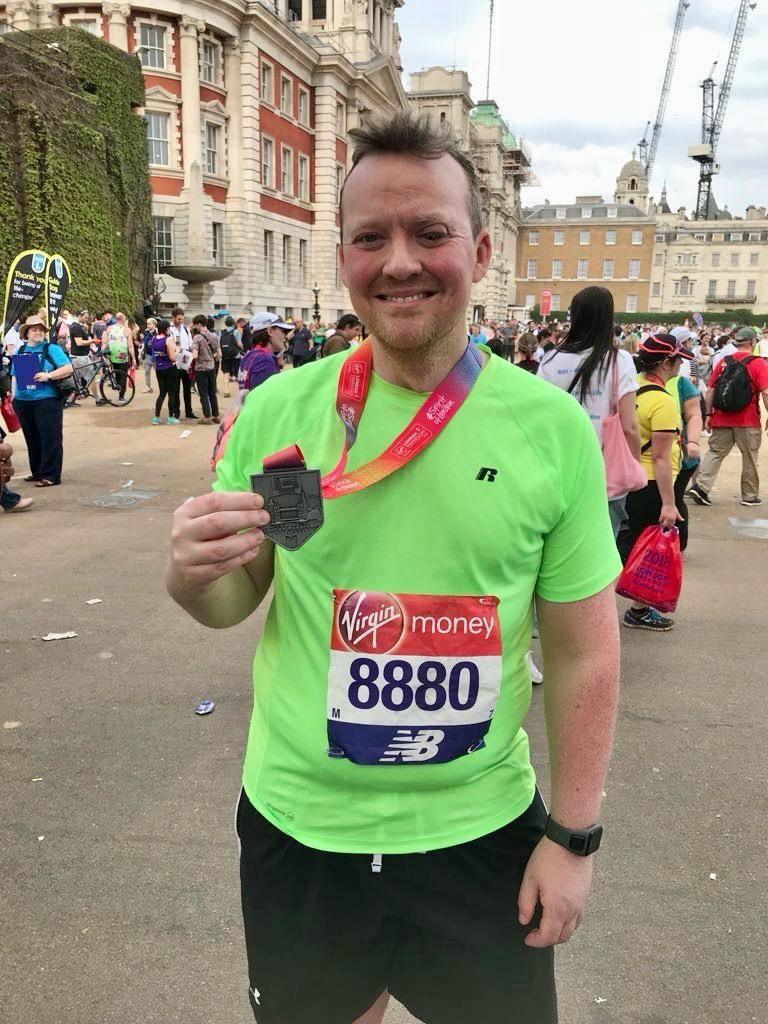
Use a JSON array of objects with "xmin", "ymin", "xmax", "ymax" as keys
[{"xmin": 617, "ymin": 333, "xmax": 694, "ymax": 632}]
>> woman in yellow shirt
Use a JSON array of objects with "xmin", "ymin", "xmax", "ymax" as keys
[{"xmin": 618, "ymin": 333, "xmax": 694, "ymax": 632}]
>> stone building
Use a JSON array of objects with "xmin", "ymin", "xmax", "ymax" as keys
[
  {"xmin": 0, "ymin": 0, "xmax": 407, "ymax": 320},
  {"xmin": 408, "ymin": 67, "xmax": 533, "ymax": 322},
  {"xmin": 650, "ymin": 205, "xmax": 768, "ymax": 317},
  {"xmin": 516, "ymin": 197, "xmax": 655, "ymax": 316}
]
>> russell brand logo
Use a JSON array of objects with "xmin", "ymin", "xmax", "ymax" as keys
[
  {"xmin": 476, "ymin": 467, "xmax": 498, "ymax": 482},
  {"xmin": 338, "ymin": 590, "xmax": 404, "ymax": 654}
]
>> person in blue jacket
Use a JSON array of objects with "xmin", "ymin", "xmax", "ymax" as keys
[{"xmin": 12, "ymin": 315, "xmax": 73, "ymax": 487}]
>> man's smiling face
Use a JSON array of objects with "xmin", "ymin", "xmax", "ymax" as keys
[{"xmin": 339, "ymin": 152, "xmax": 491, "ymax": 355}]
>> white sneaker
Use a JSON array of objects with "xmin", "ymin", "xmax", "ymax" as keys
[{"xmin": 526, "ymin": 650, "xmax": 543, "ymax": 685}]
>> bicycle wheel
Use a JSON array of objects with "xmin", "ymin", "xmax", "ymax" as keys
[{"xmin": 99, "ymin": 370, "xmax": 135, "ymax": 407}]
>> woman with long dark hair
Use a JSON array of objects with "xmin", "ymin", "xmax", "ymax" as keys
[{"xmin": 538, "ymin": 286, "xmax": 641, "ymax": 536}]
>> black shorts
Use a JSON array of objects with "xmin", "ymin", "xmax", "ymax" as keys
[
  {"xmin": 236, "ymin": 788, "xmax": 557, "ymax": 1023},
  {"xmin": 221, "ymin": 356, "xmax": 239, "ymax": 376}
]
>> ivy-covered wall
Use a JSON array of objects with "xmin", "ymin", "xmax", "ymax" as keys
[{"xmin": 0, "ymin": 28, "xmax": 152, "ymax": 315}]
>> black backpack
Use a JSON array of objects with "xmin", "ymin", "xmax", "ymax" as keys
[
  {"xmin": 712, "ymin": 355, "xmax": 756, "ymax": 413},
  {"xmin": 219, "ymin": 328, "xmax": 239, "ymax": 358}
]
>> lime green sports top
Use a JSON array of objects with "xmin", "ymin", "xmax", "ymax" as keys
[{"xmin": 214, "ymin": 347, "xmax": 621, "ymax": 854}]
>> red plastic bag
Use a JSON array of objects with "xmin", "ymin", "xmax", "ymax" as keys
[
  {"xmin": 0, "ymin": 394, "xmax": 21, "ymax": 433},
  {"xmin": 616, "ymin": 525, "xmax": 683, "ymax": 613}
]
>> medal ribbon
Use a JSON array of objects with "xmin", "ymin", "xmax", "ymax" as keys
[{"xmin": 263, "ymin": 337, "xmax": 484, "ymax": 499}]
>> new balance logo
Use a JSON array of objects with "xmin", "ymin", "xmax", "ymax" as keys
[
  {"xmin": 379, "ymin": 729, "xmax": 445, "ymax": 762},
  {"xmin": 476, "ymin": 467, "xmax": 498, "ymax": 482}
]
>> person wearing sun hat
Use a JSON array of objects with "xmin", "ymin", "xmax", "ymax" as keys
[
  {"xmin": 11, "ymin": 314, "xmax": 73, "ymax": 487},
  {"xmin": 237, "ymin": 311, "xmax": 292, "ymax": 393},
  {"xmin": 617, "ymin": 332, "xmax": 694, "ymax": 632}
]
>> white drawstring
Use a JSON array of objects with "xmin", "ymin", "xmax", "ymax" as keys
[{"xmin": 371, "ymin": 853, "xmax": 382, "ymax": 874}]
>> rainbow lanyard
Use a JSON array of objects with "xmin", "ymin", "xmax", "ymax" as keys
[{"xmin": 264, "ymin": 337, "xmax": 484, "ymax": 499}]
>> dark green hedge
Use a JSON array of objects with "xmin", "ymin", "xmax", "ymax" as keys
[{"xmin": 0, "ymin": 28, "xmax": 152, "ymax": 315}]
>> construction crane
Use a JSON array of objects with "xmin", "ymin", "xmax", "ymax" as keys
[
  {"xmin": 638, "ymin": 0, "xmax": 691, "ymax": 181},
  {"xmin": 689, "ymin": 1, "xmax": 757, "ymax": 220}
]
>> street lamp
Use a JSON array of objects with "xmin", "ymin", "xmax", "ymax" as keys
[{"xmin": 312, "ymin": 282, "xmax": 321, "ymax": 322}]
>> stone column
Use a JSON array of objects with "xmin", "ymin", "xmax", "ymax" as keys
[
  {"xmin": 312, "ymin": 79, "xmax": 349, "ymax": 321},
  {"xmin": 102, "ymin": 3, "xmax": 130, "ymax": 50},
  {"xmin": 179, "ymin": 16, "xmax": 205, "ymax": 187},
  {"xmin": 37, "ymin": 3, "xmax": 60, "ymax": 28},
  {"xmin": 223, "ymin": 37, "xmax": 243, "ymax": 200},
  {"xmin": 6, "ymin": 0, "xmax": 34, "ymax": 31}
]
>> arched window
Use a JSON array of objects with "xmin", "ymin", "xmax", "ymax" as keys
[
  {"xmin": 630, "ymin": 178, "xmax": 637, "ymax": 191},
  {"xmin": 680, "ymin": 276, "xmax": 690, "ymax": 297}
]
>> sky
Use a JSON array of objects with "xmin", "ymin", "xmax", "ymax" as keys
[{"xmin": 397, "ymin": 0, "xmax": 768, "ymax": 217}]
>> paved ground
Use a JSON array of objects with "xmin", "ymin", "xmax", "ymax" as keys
[{"xmin": 3, "ymin": 387, "xmax": 767, "ymax": 1024}]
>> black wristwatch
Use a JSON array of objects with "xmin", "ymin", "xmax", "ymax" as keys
[{"xmin": 545, "ymin": 815, "xmax": 603, "ymax": 856}]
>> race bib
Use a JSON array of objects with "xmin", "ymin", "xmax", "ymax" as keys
[{"xmin": 327, "ymin": 590, "xmax": 501, "ymax": 766}]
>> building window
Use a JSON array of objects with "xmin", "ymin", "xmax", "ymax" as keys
[
  {"xmin": 288, "ymin": 0, "xmax": 302, "ymax": 21},
  {"xmin": 70, "ymin": 18, "xmax": 99, "ymax": 34},
  {"xmin": 261, "ymin": 61, "xmax": 274, "ymax": 104},
  {"xmin": 262, "ymin": 136, "xmax": 274, "ymax": 188},
  {"xmin": 654, "ymin": 252, "xmax": 663, "ymax": 266},
  {"xmin": 298, "ymin": 88, "xmax": 310, "ymax": 126},
  {"xmin": 750, "ymin": 252, "xmax": 760, "ymax": 266},
  {"xmin": 312, "ymin": 0, "xmax": 327, "ymax": 17},
  {"xmin": 652, "ymin": 282, "xmax": 661, "ymax": 297},
  {"xmin": 298, "ymin": 155, "xmax": 309, "ymax": 200},
  {"xmin": 551, "ymin": 259, "xmax": 563, "ymax": 279},
  {"xmin": 727, "ymin": 280, "xmax": 736, "ymax": 299},
  {"xmin": 603, "ymin": 259, "xmax": 614, "ymax": 279},
  {"xmin": 655, "ymin": 233, "xmax": 665, "ymax": 242},
  {"xmin": 555, "ymin": 208, "xmax": 566, "ymax": 220},
  {"xmin": 579, "ymin": 230, "xmax": 590, "ymax": 245},
  {"xmin": 748, "ymin": 232, "xmax": 761, "ymax": 241},
  {"xmin": 201, "ymin": 40, "xmax": 216, "ymax": 83},
  {"xmin": 730, "ymin": 232, "xmax": 743, "ymax": 242},
  {"xmin": 629, "ymin": 259, "xmax": 640, "ymax": 279},
  {"xmin": 554, "ymin": 230, "xmax": 564, "ymax": 246},
  {"xmin": 299, "ymin": 239, "xmax": 308, "ymax": 284},
  {"xmin": 205, "ymin": 123, "xmax": 220, "ymax": 175},
  {"xmin": 281, "ymin": 146, "xmax": 293, "ymax": 194},
  {"xmin": 581, "ymin": 207, "xmax": 592, "ymax": 219},
  {"xmin": 139, "ymin": 23, "xmax": 166, "ymax": 69},
  {"xmin": 264, "ymin": 231, "xmax": 274, "ymax": 282},
  {"xmin": 525, "ymin": 294, "xmax": 536, "ymax": 309},
  {"xmin": 526, "ymin": 259, "xmax": 537, "ymax": 279},
  {"xmin": 712, "ymin": 253, "xmax": 720, "ymax": 267},
  {"xmin": 747, "ymin": 280, "xmax": 757, "ymax": 299},
  {"xmin": 605, "ymin": 230, "xmax": 616, "ymax": 246},
  {"xmin": 152, "ymin": 216, "xmax": 173, "ymax": 274},
  {"xmin": 280, "ymin": 75, "xmax": 292, "ymax": 115},
  {"xmin": 577, "ymin": 259, "xmax": 588, "ymax": 279},
  {"xmin": 145, "ymin": 112, "xmax": 170, "ymax": 166},
  {"xmin": 707, "ymin": 280, "xmax": 717, "ymax": 298},
  {"xmin": 730, "ymin": 253, "xmax": 740, "ymax": 267},
  {"xmin": 336, "ymin": 164, "xmax": 345, "ymax": 205},
  {"xmin": 302, "ymin": 308, "xmax": 310, "ymax": 321},
  {"xmin": 632, "ymin": 230, "xmax": 643, "ymax": 245},
  {"xmin": 626, "ymin": 295, "xmax": 638, "ymax": 313},
  {"xmin": 712, "ymin": 232, "xmax": 724, "ymax": 242},
  {"xmin": 212, "ymin": 222, "xmax": 224, "ymax": 265},
  {"xmin": 282, "ymin": 235, "xmax": 291, "ymax": 284},
  {"xmin": 336, "ymin": 102, "xmax": 345, "ymax": 136},
  {"xmin": 679, "ymin": 276, "xmax": 691, "ymax": 297},
  {"xmin": 551, "ymin": 294, "xmax": 561, "ymax": 312},
  {"xmin": 529, "ymin": 231, "xmax": 539, "ymax": 245}
]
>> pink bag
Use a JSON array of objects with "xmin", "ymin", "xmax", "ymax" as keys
[
  {"xmin": 602, "ymin": 358, "xmax": 646, "ymax": 499},
  {"xmin": 616, "ymin": 525, "xmax": 683, "ymax": 613}
]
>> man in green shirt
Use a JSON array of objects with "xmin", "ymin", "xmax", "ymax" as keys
[{"xmin": 167, "ymin": 112, "xmax": 621, "ymax": 1024}]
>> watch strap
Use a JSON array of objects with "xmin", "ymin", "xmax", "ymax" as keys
[{"xmin": 545, "ymin": 815, "xmax": 603, "ymax": 856}]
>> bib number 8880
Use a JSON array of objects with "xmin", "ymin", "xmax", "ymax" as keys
[{"xmin": 348, "ymin": 658, "xmax": 479, "ymax": 713}]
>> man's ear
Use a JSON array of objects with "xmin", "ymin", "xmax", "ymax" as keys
[{"xmin": 472, "ymin": 229, "xmax": 493, "ymax": 284}]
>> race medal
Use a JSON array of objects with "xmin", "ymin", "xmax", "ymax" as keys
[
  {"xmin": 327, "ymin": 591, "xmax": 502, "ymax": 766},
  {"xmin": 250, "ymin": 464, "xmax": 323, "ymax": 550}
]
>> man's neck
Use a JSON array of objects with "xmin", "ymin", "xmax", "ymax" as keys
[{"xmin": 370, "ymin": 332, "xmax": 479, "ymax": 392}]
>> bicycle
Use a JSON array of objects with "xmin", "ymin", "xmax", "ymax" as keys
[{"xmin": 70, "ymin": 355, "xmax": 136, "ymax": 407}]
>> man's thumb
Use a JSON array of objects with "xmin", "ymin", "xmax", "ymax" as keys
[{"xmin": 518, "ymin": 872, "xmax": 538, "ymax": 925}]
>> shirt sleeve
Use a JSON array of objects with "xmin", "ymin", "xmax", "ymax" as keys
[
  {"xmin": 678, "ymin": 376, "xmax": 699, "ymax": 403},
  {"xmin": 752, "ymin": 357, "xmax": 768, "ymax": 392},
  {"xmin": 617, "ymin": 351, "xmax": 638, "ymax": 399},
  {"xmin": 48, "ymin": 344, "xmax": 71, "ymax": 369},
  {"xmin": 536, "ymin": 408, "xmax": 622, "ymax": 603}
]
